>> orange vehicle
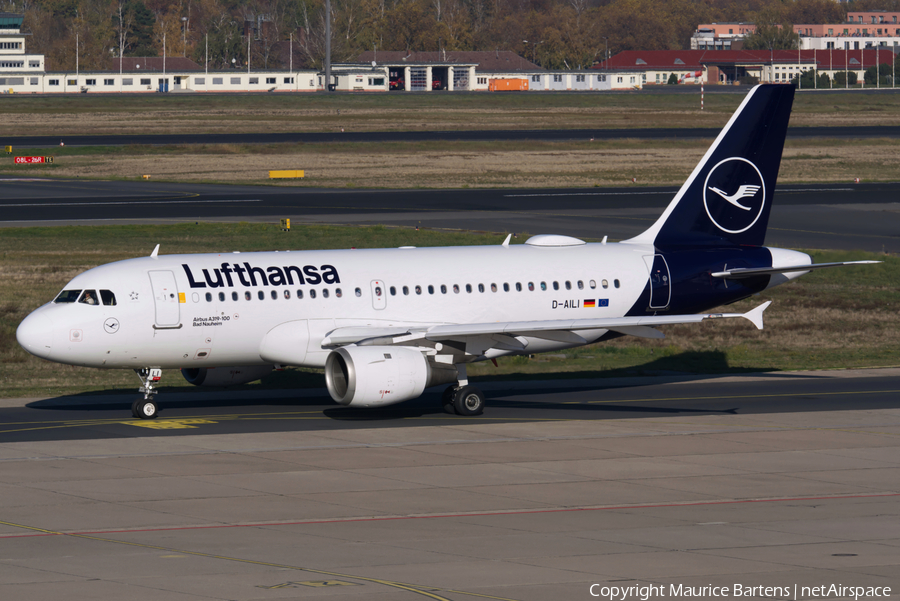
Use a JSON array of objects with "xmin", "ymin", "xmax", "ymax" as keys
[{"xmin": 488, "ymin": 78, "xmax": 528, "ymax": 91}]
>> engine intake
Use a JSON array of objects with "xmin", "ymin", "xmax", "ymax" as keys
[
  {"xmin": 181, "ymin": 365, "xmax": 273, "ymax": 387},
  {"xmin": 325, "ymin": 346, "xmax": 457, "ymax": 407}
]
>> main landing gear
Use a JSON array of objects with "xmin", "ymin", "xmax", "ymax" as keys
[
  {"xmin": 133, "ymin": 368, "xmax": 161, "ymax": 419},
  {"xmin": 441, "ymin": 365, "xmax": 486, "ymax": 416}
]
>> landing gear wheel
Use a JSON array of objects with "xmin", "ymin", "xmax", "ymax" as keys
[
  {"xmin": 135, "ymin": 399, "xmax": 158, "ymax": 420},
  {"xmin": 453, "ymin": 385, "xmax": 485, "ymax": 416},
  {"xmin": 441, "ymin": 385, "xmax": 458, "ymax": 414},
  {"xmin": 131, "ymin": 399, "xmax": 141, "ymax": 418}
]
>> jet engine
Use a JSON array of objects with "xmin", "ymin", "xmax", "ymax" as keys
[
  {"xmin": 325, "ymin": 346, "xmax": 457, "ymax": 407},
  {"xmin": 181, "ymin": 365, "xmax": 273, "ymax": 387}
]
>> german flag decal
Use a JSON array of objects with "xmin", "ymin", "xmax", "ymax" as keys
[{"xmin": 584, "ymin": 299, "xmax": 596, "ymax": 308}]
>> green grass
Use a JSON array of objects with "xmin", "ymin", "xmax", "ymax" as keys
[
  {"xmin": 1, "ymin": 222, "xmax": 896, "ymax": 399},
  {"xmin": 4, "ymin": 89, "xmax": 900, "ymax": 138}
]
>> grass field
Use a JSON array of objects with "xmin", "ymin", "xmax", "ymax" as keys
[
  {"xmin": 1, "ymin": 223, "xmax": 896, "ymax": 399},
  {"xmin": 3, "ymin": 138, "xmax": 899, "ymax": 188},
  {"xmin": 2, "ymin": 89, "xmax": 899, "ymax": 137}
]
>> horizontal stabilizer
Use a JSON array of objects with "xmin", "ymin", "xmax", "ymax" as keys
[
  {"xmin": 741, "ymin": 300, "xmax": 771, "ymax": 330},
  {"xmin": 712, "ymin": 261, "xmax": 880, "ymax": 279}
]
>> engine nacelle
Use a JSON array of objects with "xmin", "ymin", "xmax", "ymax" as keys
[
  {"xmin": 325, "ymin": 346, "xmax": 457, "ymax": 408},
  {"xmin": 181, "ymin": 365, "xmax": 273, "ymax": 387}
]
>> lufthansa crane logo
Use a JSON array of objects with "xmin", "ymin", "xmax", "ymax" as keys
[{"xmin": 703, "ymin": 157, "xmax": 766, "ymax": 234}]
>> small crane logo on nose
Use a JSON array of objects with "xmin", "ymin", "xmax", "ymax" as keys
[{"xmin": 104, "ymin": 318, "xmax": 120, "ymax": 334}]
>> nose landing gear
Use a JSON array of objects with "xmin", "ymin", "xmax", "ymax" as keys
[{"xmin": 133, "ymin": 368, "xmax": 161, "ymax": 419}]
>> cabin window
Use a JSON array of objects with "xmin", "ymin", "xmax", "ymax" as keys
[
  {"xmin": 601, "ymin": 279, "xmax": 609, "ymax": 289},
  {"xmin": 614, "ymin": 279, "xmax": 621, "ymax": 288},
  {"xmin": 336, "ymin": 288, "xmax": 342, "ymax": 298},
  {"xmin": 297, "ymin": 290, "xmax": 304, "ymax": 299},
  {"xmin": 578, "ymin": 281, "xmax": 584, "ymax": 290},
  {"xmin": 415, "ymin": 285, "xmax": 422, "ymax": 295},
  {"xmin": 553, "ymin": 281, "xmax": 560, "ymax": 291},
  {"xmin": 389, "ymin": 286, "xmax": 396, "ymax": 296},
  {"xmin": 310, "ymin": 289, "xmax": 317, "ymax": 299},
  {"xmin": 355, "ymin": 287, "xmax": 362, "ymax": 297},
  {"xmin": 490, "ymin": 283, "xmax": 498, "ymax": 292},
  {"xmin": 245, "ymin": 291, "xmax": 252, "ymax": 300},
  {"xmin": 284, "ymin": 290, "xmax": 291, "ymax": 299},
  {"xmin": 440, "ymin": 285, "xmax": 447, "ymax": 294},
  {"xmin": 271, "ymin": 290, "xmax": 278, "ymax": 300},
  {"xmin": 219, "ymin": 292, "xmax": 226, "ymax": 302},
  {"xmin": 466, "ymin": 284, "xmax": 472, "ymax": 293},
  {"xmin": 403, "ymin": 286, "xmax": 409, "ymax": 295},
  {"xmin": 589, "ymin": 280, "xmax": 596, "ymax": 289},
  {"xmin": 565, "ymin": 281, "xmax": 572, "ymax": 290},
  {"xmin": 528, "ymin": 282, "xmax": 535, "ymax": 291},
  {"xmin": 453, "ymin": 284, "xmax": 460, "ymax": 294},
  {"xmin": 503, "ymin": 283, "xmax": 510, "ymax": 292},
  {"xmin": 375, "ymin": 286, "xmax": 383, "ymax": 297},
  {"xmin": 478, "ymin": 284, "xmax": 485, "ymax": 293},
  {"xmin": 79, "ymin": 290, "xmax": 100, "ymax": 305},
  {"xmin": 100, "ymin": 290, "xmax": 117, "ymax": 305},
  {"xmin": 540, "ymin": 282, "xmax": 547, "ymax": 291},
  {"xmin": 428, "ymin": 285, "xmax": 435, "ymax": 295},
  {"xmin": 232, "ymin": 292, "xmax": 239, "ymax": 301},
  {"xmin": 323, "ymin": 289, "xmax": 330, "ymax": 298},
  {"xmin": 55, "ymin": 290, "xmax": 81, "ymax": 303},
  {"xmin": 206, "ymin": 293, "xmax": 213, "ymax": 302},
  {"xmin": 515, "ymin": 283, "xmax": 522, "ymax": 292},
  {"xmin": 258, "ymin": 291, "xmax": 265, "ymax": 300}
]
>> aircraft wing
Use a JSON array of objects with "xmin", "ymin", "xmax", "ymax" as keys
[
  {"xmin": 712, "ymin": 261, "xmax": 879, "ymax": 279},
  {"xmin": 321, "ymin": 302, "xmax": 772, "ymax": 352}
]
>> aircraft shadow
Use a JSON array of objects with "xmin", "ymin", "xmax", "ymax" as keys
[{"xmin": 22, "ymin": 351, "xmax": 845, "ymax": 422}]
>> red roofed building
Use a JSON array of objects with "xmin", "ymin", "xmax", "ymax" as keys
[
  {"xmin": 596, "ymin": 51, "xmax": 705, "ymax": 85},
  {"xmin": 597, "ymin": 49, "xmax": 896, "ymax": 86}
]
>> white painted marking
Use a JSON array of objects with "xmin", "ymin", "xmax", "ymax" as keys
[
  {"xmin": 0, "ymin": 199, "xmax": 262, "ymax": 207},
  {"xmin": 505, "ymin": 191, "xmax": 672, "ymax": 198}
]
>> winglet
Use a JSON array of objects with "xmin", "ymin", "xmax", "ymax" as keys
[
  {"xmin": 742, "ymin": 300, "xmax": 771, "ymax": 330},
  {"xmin": 150, "ymin": 244, "xmax": 160, "ymax": 258},
  {"xmin": 502, "ymin": 234, "xmax": 511, "ymax": 247}
]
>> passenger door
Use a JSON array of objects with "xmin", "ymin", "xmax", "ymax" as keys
[
  {"xmin": 148, "ymin": 270, "xmax": 182, "ymax": 328},
  {"xmin": 642, "ymin": 255, "xmax": 671, "ymax": 309}
]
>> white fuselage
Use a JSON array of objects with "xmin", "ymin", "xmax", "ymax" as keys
[{"xmin": 19, "ymin": 239, "xmax": 656, "ymax": 370}]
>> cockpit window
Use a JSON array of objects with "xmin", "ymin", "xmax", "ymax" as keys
[
  {"xmin": 54, "ymin": 289, "xmax": 82, "ymax": 303},
  {"xmin": 78, "ymin": 290, "xmax": 99, "ymax": 305},
  {"xmin": 100, "ymin": 290, "xmax": 117, "ymax": 306}
]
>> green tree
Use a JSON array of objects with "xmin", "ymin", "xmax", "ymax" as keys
[
  {"xmin": 743, "ymin": 16, "xmax": 799, "ymax": 51},
  {"xmin": 833, "ymin": 70, "xmax": 858, "ymax": 87},
  {"xmin": 864, "ymin": 62, "xmax": 893, "ymax": 85},
  {"xmin": 127, "ymin": 0, "xmax": 157, "ymax": 55},
  {"xmin": 667, "ymin": 72, "xmax": 678, "ymax": 84}
]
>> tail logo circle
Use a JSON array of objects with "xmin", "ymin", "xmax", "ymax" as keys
[{"xmin": 703, "ymin": 157, "xmax": 766, "ymax": 234}]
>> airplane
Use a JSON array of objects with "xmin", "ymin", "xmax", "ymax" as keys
[{"xmin": 17, "ymin": 84, "xmax": 877, "ymax": 420}]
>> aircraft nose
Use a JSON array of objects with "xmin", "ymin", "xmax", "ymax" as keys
[{"xmin": 17, "ymin": 311, "xmax": 53, "ymax": 359}]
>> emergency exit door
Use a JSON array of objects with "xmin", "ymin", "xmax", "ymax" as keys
[{"xmin": 371, "ymin": 280, "xmax": 386, "ymax": 310}]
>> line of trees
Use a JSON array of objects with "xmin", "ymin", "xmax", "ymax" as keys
[{"xmin": 8, "ymin": 0, "xmax": 900, "ymax": 72}]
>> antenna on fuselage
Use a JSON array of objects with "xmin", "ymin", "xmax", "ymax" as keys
[
  {"xmin": 502, "ymin": 234, "xmax": 511, "ymax": 247},
  {"xmin": 150, "ymin": 244, "xmax": 160, "ymax": 258}
]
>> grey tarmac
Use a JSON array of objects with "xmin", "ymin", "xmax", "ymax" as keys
[
  {"xmin": 2, "ymin": 179, "xmax": 899, "ymax": 253},
  {"xmin": 1, "ymin": 369, "xmax": 899, "ymax": 600}
]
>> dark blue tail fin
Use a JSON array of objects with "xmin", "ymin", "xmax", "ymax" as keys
[{"xmin": 626, "ymin": 84, "xmax": 795, "ymax": 250}]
